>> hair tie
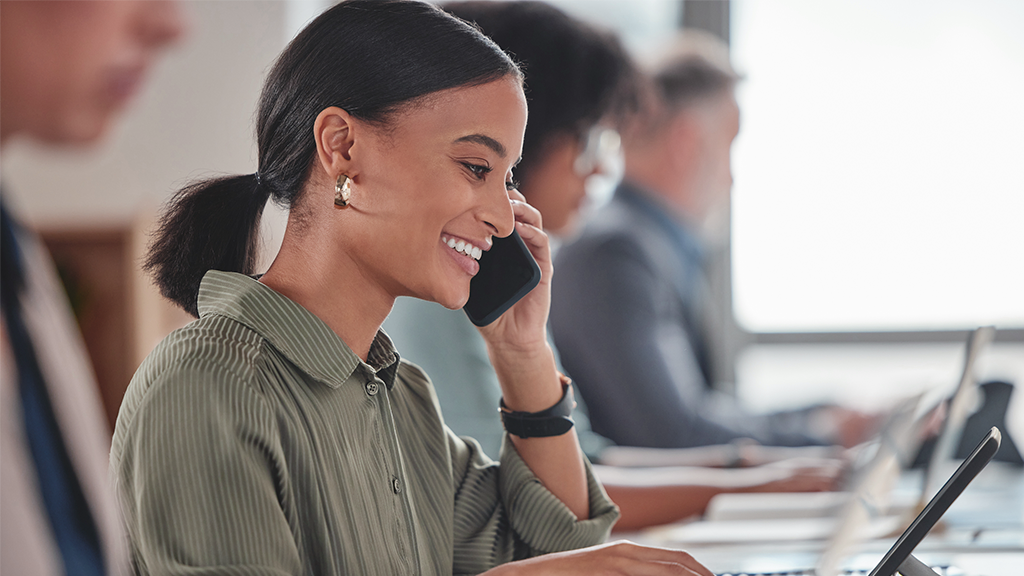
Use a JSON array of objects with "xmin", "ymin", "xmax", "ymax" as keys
[{"xmin": 254, "ymin": 171, "xmax": 262, "ymax": 187}]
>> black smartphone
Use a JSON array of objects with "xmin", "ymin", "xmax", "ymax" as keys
[{"xmin": 463, "ymin": 229, "xmax": 542, "ymax": 327}]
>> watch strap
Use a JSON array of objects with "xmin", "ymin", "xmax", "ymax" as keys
[{"xmin": 499, "ymin": 374, "xmax": 576, "ymax": 439}]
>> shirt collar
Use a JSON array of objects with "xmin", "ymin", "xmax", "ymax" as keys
[
  {"xmin": 197, "ymin": 270, "xmax": 400, "ymax": 389},
  {"xmin": 366, "ymin": 330, "xmax": 400, "ymax": 388}
]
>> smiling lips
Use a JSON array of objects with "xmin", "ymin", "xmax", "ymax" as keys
[{"xmin": 441, "ymin": 235, "xmax": 484, "ymax": 260}]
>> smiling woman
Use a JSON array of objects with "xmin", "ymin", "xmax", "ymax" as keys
[
  {"xmin": 111, "ymin": 1, "xmax": 709, "ymax": 575},
  {"xmin": 292, "ymin": 79, "xmax": 526, "ymax": 318}
]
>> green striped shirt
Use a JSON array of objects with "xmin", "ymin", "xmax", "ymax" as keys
[{"xmin": 111, "ymin": 271, "xmax": 618, "ymax": 575}]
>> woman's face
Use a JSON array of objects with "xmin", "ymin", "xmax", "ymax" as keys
[
  {"xmin": 345, "ymin": 77, "xmax": 527, "ymax": 310},
  {"xmin": 520, "ymin": 133, "xmax": 587, "ymax": 236},
  {"xmin": 520, "ymin": 126, "xmax": 622, "ymax": 237}
]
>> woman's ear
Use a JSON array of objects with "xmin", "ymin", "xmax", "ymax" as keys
[{"xmin": 313, "ymin": 106, "xmax": 357, "ymax": 178}]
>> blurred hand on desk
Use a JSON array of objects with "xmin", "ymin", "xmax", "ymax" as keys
[
  {"xmin": 822, "ymin": 406, "xmax": 887, "ymax": 448},
  {"xmin": 818, "ymin": 396, "xmax": 943, "ymax": 451},
  {"xmin": 596, "ymin": 459, "xmax": 845, "ymax": 532}
]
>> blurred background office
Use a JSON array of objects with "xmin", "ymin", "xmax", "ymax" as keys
[{"xmin": 3, "ymin": 0, "xmax": 1021, "ymax": 443}]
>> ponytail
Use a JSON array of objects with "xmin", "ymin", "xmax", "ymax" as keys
[{"xmin": 144, "ymin": 174, "xmax": 270, "ymax": 317}]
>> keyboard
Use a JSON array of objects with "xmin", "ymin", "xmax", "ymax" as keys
[{"xmin": 717, "ymin": 565, "xmax": 954, "ymax": 576}]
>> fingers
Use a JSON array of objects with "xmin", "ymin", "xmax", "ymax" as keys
[
  {"xmin": 510, "ymin": 197, "xmax": 542, "ymax": 230},
  {"xmin": 837, "ymin": 408, "xmax": 885, "ymax": 448},
  {"xmin": 510, "ymin": 200, "xmax": 551, "ymax": 271},
  {"xmin": 492, "ymin": 541, "xmax": 714, "ymax": 576},
  {"xmin": 642, "ymin": 547, "xmax": 712, "ymax": 576},
  {"xmin": 514, "ymin": 220, "xmax": 547, "ymax": 251},
  {"xmin": 757, "ymin": 462, "xmax": 844, "ymax": 492},
  {"xmin": 609, "ymin": 560, "xmax": 706, "ymax": 576},
  {"xmin": 787, "ymin": 470, "xmax": 840, "ymax": 492},
  {"xmin": 649, "ymin": 561, "xmax": 714, "ymax": 576},
  {"xmin": 604, "ymin": 541, "xmax": 714, "ymax": 576}
]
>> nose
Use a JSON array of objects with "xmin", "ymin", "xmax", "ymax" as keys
[
  {"xmin": 480, "ymin": 183, "xmax": 516, "ymax": 239},
  {"xmin": 137, "ymin": 0, "xmax": 188, "ymax": 48}
]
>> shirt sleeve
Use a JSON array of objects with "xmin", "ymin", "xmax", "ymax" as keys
[
  {"xmin": 112, "ymin": 362, "xmax": 302, "ymax": 576},
  {"xmin": 447, "ymin": 429, "xmax": 619, "ymax": 574}
]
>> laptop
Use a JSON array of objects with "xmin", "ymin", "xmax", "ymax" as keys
[
  {"xmin": 922, "ymin": 326, "xmax": 996, "ymax": 500},
  {"xmin": 714, "ymin": 426, "xmax": 1002, "ymax": 576},
  {"xmin": 823, "ymin": 325, "xmax": 998, "ymax": 570},
  {"xmin": 704, "ymin": 326, "xmax": 997, "ymax": 524},
  {"xmin": 673, "ymin": 395, "xmax": 929, "ymax": 546},
  {"xmin": 700, "ymin": 393, "xmax": 929, "ymax": 527}
]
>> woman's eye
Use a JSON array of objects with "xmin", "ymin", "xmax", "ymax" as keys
[{"xmin": 462, "ymin": 162, "xmax": 492, "ymax": 179}]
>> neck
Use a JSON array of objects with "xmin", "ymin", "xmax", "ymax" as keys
[
  {"xmin": 259, "ymin": 217, "xmax": 392, "ymax": 362},
  {"xmin": 624, "ymin": 148, "xmax": 695, "ymax": 221}
]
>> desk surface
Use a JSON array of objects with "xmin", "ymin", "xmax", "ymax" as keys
[{"xmin": 615, "ymin": 463, "xmax": 1024, "ymax": 575}]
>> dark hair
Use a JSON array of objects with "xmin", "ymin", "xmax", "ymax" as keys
[
  {"xmin": 443, "ymin": 1, "xmax": 639, "ymax": 189},
  {"xmin": 146, "ymin": 0, "xmax": 521, "ymax": 317}
]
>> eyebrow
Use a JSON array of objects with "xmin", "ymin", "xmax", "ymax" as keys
[{"xmin": 454, "ymin": 134, "xmax": 507, "ymax": 158}]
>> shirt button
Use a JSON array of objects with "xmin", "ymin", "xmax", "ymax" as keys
[
  {"xmin": 365, "ymin": 381, "xmax": 379, "ymax": 396},
  {"xmin": 392, "ymin": 476, "xmax": 402, "ymax": 494}
]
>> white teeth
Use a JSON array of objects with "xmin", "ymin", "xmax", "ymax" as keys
[{"xmin": 442, "ymin": 235, "xmax": 481, "ymax": 260}]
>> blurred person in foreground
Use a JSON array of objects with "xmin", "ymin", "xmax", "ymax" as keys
[
  {"xmin": 384, "ymin": 1, "xmax": 840, "ymax": 532},
  {"xmin": 551, "ymin": 31, "xmax": 877, "ymax": 452},
  {"xmin": 0, "ymin": 2, "xmax": 185, "ymax": 574}
]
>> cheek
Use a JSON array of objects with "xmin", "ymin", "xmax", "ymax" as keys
[
  {"xmin": 48, "ymin": 6, "xmax": 123, "ymax": 72},
  {"xmin": 523, "ymin": 145, "xmax": 586, "ymax": 225},
  {"xmin": 365, "ymin": 173, "xmax": 464, "ymax": 260},
  {"xmin": 362, "ymin": 141, "xmax": 451, "ymax": 204},
  {"xmin": 47, "ymin": 18, "xmax": 131, "ymax": 141},
  {"xmin": 23, "ymin": 67, "xmax": 115, "ymax": 144},
  {"xmin": 50, "ymin": 86, "xmax": 121, "ymax": 144},
  {"xmin": 551, "ymin": 171, "xmax": 588, "ymax": 231}
]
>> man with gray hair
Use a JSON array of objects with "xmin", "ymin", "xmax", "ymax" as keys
[{"xmin": 551, "ymin": 31, "xmax": 869, "ymax": 450}]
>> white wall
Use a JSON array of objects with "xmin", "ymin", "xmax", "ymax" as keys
[{"xmin": 3, "ymin": 1, "xmax": 289, "ymax": 230}]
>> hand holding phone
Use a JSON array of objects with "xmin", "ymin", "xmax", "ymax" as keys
[{"xmin": 463, "ymin": 228, "xmax": 541, "ymax": 326}]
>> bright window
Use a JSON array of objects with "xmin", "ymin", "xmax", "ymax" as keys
[{"xmin": 730, "ymin": 0, "xmax": 1024, "ymax": 332}]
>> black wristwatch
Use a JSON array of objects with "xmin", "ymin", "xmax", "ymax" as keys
[{"xmin": 499, "ymin": 374, "xmax": 576, "ymax": 439}]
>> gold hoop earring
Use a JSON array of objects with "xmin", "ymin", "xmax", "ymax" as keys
[{"xmin": 334, "ymin": 174, "xmax": 352, "ymax": 207}]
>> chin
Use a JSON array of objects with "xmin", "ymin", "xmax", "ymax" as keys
[
  {"xmin": 437, "ymin": 293, "xmax": 470, "ymax": 312},
  {"xmin": 46, "ymin": 116, "xmax": 114, "ymax": 146},
  {"xmin": 547, "ymin": 215, "xmax": 576, "ymax": 238},
  {"xmin": 425, "ymin": 282, "xmax": 471, "ymax": 311}
]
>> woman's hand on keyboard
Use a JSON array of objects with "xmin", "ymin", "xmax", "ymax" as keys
[{"xmin": 484, "ymin": 540, "xmax": 713, "ymax": 576}]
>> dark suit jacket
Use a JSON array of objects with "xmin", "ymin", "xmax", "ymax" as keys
[{"xmin": 551, "ymin": 181, "xmax": 823, "ymax": 448}]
